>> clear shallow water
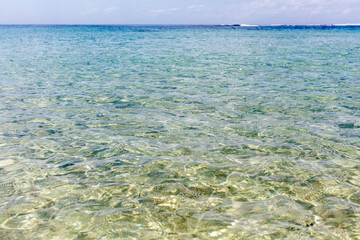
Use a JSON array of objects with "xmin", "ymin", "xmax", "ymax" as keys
[{"xmin": 0, "ymin": 25, "xmax": 359, "ymax": 239}]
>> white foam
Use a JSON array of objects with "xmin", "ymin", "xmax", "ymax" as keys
[
  {"xmin": 240, "ymin": 24, "xmax": 259, "ymax": 27},
  {"xmin": 333, "ymin": 23, "xmax": 360, "ymax": 26}
]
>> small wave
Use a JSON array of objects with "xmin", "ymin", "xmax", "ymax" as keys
[
  {"xmin": 240, "ymin": 24, "xmax": 259, "ymax": 27},
  {"xmin": 333, "ymin": 23, "xmax": 360, "ymax": 26}
]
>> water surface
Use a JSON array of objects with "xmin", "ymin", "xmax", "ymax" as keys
[{"xmin": 0, "ymin": 25, "xmax": 359, "ymax": 239}]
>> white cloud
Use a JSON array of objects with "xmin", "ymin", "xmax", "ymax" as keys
[
  {"xmin": 150, "ymin": 8, "xmax": 180, "ymax": 14},
  {"xmin": 216, "ymin": 0, "xmax": 360, "ymax": 24},
  {"xmin": 2, "ymin": 0, "xmax": 359, "ymax": 24},
  {"xmin": 188, "ymin": 5, "xmax": 205, "ymax": 10},
  {"xmin": 104, "ymin": 7, "xmax": 120, "ymax": 13}
]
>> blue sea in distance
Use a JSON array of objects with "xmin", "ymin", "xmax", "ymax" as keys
[{"xmin": 0, "ymin": 25, "xmax": 359, "ymax": 239}]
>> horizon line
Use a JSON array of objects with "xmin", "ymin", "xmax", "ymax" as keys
[{"xmin": 1, "ymin": 23, "xmax": 360, "ymax": 26}]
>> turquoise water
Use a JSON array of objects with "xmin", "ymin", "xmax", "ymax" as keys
[{"xmin": 0, "ymin": 25, "xmax": 359, "ymax": 239}]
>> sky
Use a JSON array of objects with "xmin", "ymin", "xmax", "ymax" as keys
[{"xmin": 1, "ymin": 0, "xmax": 360, "ymax": 25}]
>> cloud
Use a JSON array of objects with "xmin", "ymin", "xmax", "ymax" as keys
[
  {"xmin": 1, "ymin": 0, "xmax": 360, "ymax": 24},
  {"xmin": 214, "ymin": 0, "xmax": 360, "ymax": 24},
  {"xmin": 188, "ymin": 5, "xmax": 205, "ymax": 10},
  {"xmin": 150, "ymin": 8, "xmax": 180, "ymax": 14},
  {"xmin": 104, "ymin": 7, "xmax": 120, "ymax": 13}
]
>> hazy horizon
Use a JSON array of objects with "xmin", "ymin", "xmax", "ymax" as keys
[{"xmin": 1, "ymin": 23, "xmax": 360, "ymax": 26}]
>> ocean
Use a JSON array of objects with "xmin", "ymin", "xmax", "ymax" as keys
[{"xmin": 0, "ymin": 25, "xmax": 359, "ymax": 239}]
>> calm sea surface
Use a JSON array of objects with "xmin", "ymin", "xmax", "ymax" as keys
[{"xmin": 0, "ymin": 25, "xmax": 359, "ymax": 239}]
